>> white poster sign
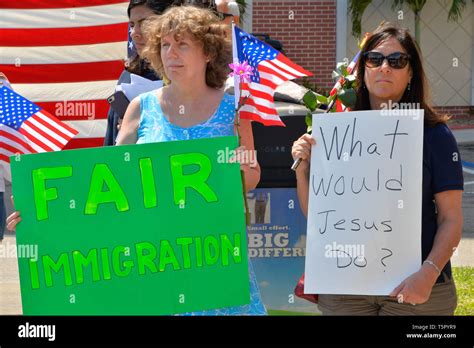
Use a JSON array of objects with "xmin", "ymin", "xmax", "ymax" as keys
[{"xmin": 304, "ymin": 110, "xmax": 424, "ymax": 295}]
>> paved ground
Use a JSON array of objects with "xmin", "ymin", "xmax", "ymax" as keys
[{"xmin": 0, "ymin": 234, "xmax": 22, "ymax": 314}]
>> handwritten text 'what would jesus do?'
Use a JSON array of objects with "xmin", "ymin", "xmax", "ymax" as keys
[{"xmin": 304, "ymin": 110, "xmax": 423, "ymax": 295}]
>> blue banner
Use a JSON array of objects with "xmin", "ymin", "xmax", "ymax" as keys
[{"xmin": 247, "ymin": 188, "xmax": 319, "ymax": 315}]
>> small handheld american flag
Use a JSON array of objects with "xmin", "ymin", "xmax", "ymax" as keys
[
  {"xmin": 232, "ymin": 25, "xmax": 312, "ymax": 126},
  {"xmin": 0, "ymin": 86, "xmax": 78, "ymax": 163}
]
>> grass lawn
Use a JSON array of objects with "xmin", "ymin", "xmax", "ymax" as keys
[{"xmin": 453, "ymin": 266, "xmax": 474, "ymax": 315}]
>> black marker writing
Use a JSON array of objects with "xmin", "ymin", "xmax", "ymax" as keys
[{"xmin": 384, "ymin": 120, "xmax": 408, "ymax": 159}]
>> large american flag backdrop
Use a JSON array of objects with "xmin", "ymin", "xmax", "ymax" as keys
[{"xmin": 0, "ymin": 0, "xmax": 129, "ymax": 149}]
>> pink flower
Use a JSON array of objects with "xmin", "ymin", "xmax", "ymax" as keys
[{"xmin": 229, "ymin": 61, "xmax": 253, "ymax": 83}]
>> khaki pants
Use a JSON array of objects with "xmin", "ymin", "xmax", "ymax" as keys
[{"xmin": 317, "ymin": 275, "xmax": 457, "ymax": 316}]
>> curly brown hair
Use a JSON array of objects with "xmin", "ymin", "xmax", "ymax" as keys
[
  {"xmin": 354, "ymin": 22, "xmax": 449, "ymax": 127},
  {"xmin": 141, "ymin": 5, "xmax": 232, "ymax": 88}
]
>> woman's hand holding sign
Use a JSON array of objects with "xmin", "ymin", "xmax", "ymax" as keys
[
  {"xmin": 389, "ymin": 266, "xmax": 438, "ymax": 305},
  {"xmin": 291, "ymin": 133, "xmax": 316, "ymax": 175}
]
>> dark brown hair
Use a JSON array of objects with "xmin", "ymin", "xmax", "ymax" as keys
[
  {"xmin": 125, "ymin": 0, "xmax": 181, "ymax": 75},
  {"xmin": 354, "ymin": 22, "xmax": 449, "ymax": 127}
]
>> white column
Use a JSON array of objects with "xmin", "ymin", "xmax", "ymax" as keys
[
  {"xmin": 336, "ymin": 0, "xmax": 348, "ymax": 62},
  {"xmin": 242, "ymin": 0, "xmax": 253, "ymax": 33}
]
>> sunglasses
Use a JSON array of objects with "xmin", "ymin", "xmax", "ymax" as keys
[{"xmin": 363, "ymin": 51, "xmax": 411, "ymax": 69}]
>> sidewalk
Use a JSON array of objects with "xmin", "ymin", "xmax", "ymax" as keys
[
  {"xmin": 0, "ymin": 234, "xmax": 22, "ymax": 314},
  {"xmin": 451, "ymin": 126, "xmax": 474, "ymax": 145},
  {"xmin": 451, "ymin": 238, "xmax": 474, "ymax": 267}
]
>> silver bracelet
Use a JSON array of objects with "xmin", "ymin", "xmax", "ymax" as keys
[{"xmin": 423, "ymin": 260, "xmax": 441, "ymax": 275}]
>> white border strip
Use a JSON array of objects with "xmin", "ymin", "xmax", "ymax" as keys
[
  {"xmin": 0, "ymin": 3, "xmax": 129, "ymax": 29},
  {"xmin": 336, "ymin": 0, "xmax": 348, "ymax": 62},
  {"xmin": 64, "ymin": 119, "xmax": 107, "ymax": 139},
  {"xmin": 13, "ymin": 80, "xmax": 118, "ymax": 102},
  {"xmin": 1, "ymin": 41, "xmax": 127, "ymax": 65}
]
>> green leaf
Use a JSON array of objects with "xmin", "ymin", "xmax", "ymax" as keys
[
  {"xmin": 316, "ymin": 94, "xmax": 329, "ymax": 105},
  {"xmin": 302, "ymin": 91, "xmax": 318, "ymax": 111},
  {"xmin": 337, "ymin": 88, "xmax": 357, "ymax": 109},
  {"xmin": 349, "ymin": 0, "xmax": 373, "ymax": 38},
  {"xmin": 345, "ymin": 74, "xmax": 356, "ymax": 83},
  {"xmin": 448, "ymin": 0, "xmax": 467, "ymax": 22},
  {"xmin": 336, "ymin": 62, "xmax": 349, "ymax": 76},
  {"xmin": 336, "ymin": 61, "xmax": 346, "ymax": 70},
  {"xmin": 342, "ymin": 65, "xmax": 349, "ymax": 77}
]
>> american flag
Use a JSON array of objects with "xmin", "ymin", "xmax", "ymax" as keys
[
  {"xmin": 329, "ymin": 51, "xmax": 360, "ymax": 98},
  {"xmin": 128, "ymin": 23, "xmax": 136, "ymax": 59},
  {"xmin": 232, "ymin": 25, "xmax": 312, "ymax": 126},
  {"xmin": 0, "ymin": 86, "xmax": 78, "ymax": 163},
  {"xmin": 329, "ymin": 51, "xmax": 361, "ymax": 112},
  {"xmin": 329, "ymin": 33, "xmax": 370, "ymax": 112},
  {"xmin": 0, "ymin": 0, "xmax": 129, "ymax": 149}
]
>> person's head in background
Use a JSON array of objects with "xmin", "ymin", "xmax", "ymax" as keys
[
  {"xmin": 142, "ymin": 5, "xmax": 231, "ymax": 89},
  {"xmin": 214, "ymin": 0, "xmax": 240, "ymax": 25},
  {"xmin": 355, "ymin": 22, "xmax": 448, "ymax": 127},
  {"xmin": 183, "ymin": 0, "xmax": 240, "ymax": 25},
  {"xmin": 126, "ymin": 0, "xmax": 182, "ymax": 75}
]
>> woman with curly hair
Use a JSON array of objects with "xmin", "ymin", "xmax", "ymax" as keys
[
  {"xmin": 116, "ymin": 5, "xmax": 266, "ymax": 315},
  {"xmin": 291, "ymin": 23, "xmax": 463, "ymax": 315}
]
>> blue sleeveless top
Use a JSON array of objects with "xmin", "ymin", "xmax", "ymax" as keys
[
  {"xmin": 137, "ymin": 91, "xmax": 235, "ymax": 143},
  {"xmin": 136, "ymin": 90, "xmax": 267, "ymax": 316}
]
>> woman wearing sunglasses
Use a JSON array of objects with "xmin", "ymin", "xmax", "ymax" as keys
[{"xmin": 291, "ymin": 23, "xmax": 463, "ymax": 315}]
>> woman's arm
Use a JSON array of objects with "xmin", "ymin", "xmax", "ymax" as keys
[
  {"xmin": 236, "ymin": 119, "xmax": 261, "ymax": 191},
  {"xmin": 291, "ymin": 133, "xmax": 316, "ymax": 218},
  {"xmin": 426, "ymin": 190, "xmax": 463, "ymax": 274},
  {"xmin": 390, "ymin": 190, "xmax": 463, "ymax": 304},
  {"xmin": 296, "ymin": 167, "xmax": 310, "ymax": 218},
  {"xmin": 115, "ymin": 97, "xmax": 141, "ymax": 145}
]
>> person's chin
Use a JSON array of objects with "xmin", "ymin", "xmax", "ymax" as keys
[
  {"xmin": 373, "ymin": 88, "xmax": 396, "ymax": 99},
  {"xmin": 166, "ymin": 73, "xmax": 186, "ymax": 84},
  {"xmin": 134, "ymin": 47, "xmax": 144, "ymax": 57},
  {"xmin": 166, "ymin": 71, "xmax": 177, "ymax": 80}
]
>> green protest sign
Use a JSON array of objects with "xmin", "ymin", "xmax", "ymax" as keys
[{"xmin": 11, "ymin": 136, "xmax": 250, "ymax": 315}]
